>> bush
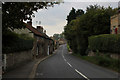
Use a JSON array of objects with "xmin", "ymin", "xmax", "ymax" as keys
[
  {"xmin": 3, "ymin": 31, "xmax": 34, "ymax": 53},
  {"xmin": 88, "ymin": 34, "xmax": 120, "ymax": 53}
]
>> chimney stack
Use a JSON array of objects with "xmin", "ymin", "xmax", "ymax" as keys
[
  {"xmin": 37, "ymin": 26, "xmax": 43, "ymax": 33},
  {"xmin": 44, "ymin": 30, "xmax": 46, "ymax": 34},
  {"xmin": 27, "ymin": 21, "xmax": 32, "ymax": 26}
]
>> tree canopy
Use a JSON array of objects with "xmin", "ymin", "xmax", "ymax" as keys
[
  {"xmin": 2, "ymin": 2, "xmax": 60, "ymax": 31},
  {"xmin": 64, "ymin": 5, "xmax": 118, "ymax": 55},
  {"xmin": 53, "ymin": 32, "xmax": 64, "ymax": 41},
  {"xmin": 2, "ymin": 2, "xmax": 61, "ymax": 51},
  {"xmin": 66, "ymin": 7, "xmax": 84, "ymax": 24}
]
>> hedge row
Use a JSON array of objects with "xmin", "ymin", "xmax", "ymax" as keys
[
  {"xmin": 88, "ymin": 34, "xmax": 120, "ymax": 53},
  {"xmin": 3, "ymin": 31, "xmax": 34, "ymax": 53}
]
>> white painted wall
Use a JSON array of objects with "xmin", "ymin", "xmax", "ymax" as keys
[{"xmin": 47, "ymin": 45, "xmax": 50, "ymax": 55}]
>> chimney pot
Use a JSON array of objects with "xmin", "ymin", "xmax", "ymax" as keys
[
  {"xmin": 37, "ymin": 26, "xmax": 43, "ymax": 33},
  {"xmin": 44, "ymin": 30, "xmax": 46, "ymax": 34}
]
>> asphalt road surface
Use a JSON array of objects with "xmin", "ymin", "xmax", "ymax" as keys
[{"xmin": 35, "ymin": 44, "xmax": 119, "ymax": 80}]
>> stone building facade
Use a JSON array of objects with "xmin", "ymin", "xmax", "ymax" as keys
[
  {"xmin": 2, "ymin": 22, "xmax": 54, "ymax": 72},
  {"xmin": 26, "ymin": 22, "xmax": 54, "ymax": 59},
  {"xmin": 110, "ymin": 13, "xmax": 120, "ymax": 34}
]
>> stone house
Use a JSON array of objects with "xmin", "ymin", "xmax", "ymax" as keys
[
  {"xmin": 58, "ymin": 38, "xmax": 66, "ymax": 45},
  {"xmin": 110, "ymin": 13, "xmax": 120, "ymax": 34},
  {"xmin": 26, "ymin": 22, "xmax": 54, "ymax": 58},
  {"xmin": 2, "ymin": 22, "xmax": 54, "ymax": 72}
]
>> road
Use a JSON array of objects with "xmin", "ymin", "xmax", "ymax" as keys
[{"xmin": 35, "ymin": 44, "xmax": 119, "ymax": 80}]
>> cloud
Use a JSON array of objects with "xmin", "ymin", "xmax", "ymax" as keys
[
  {"xmin": 64, "ymin": 0, "xmax": 120, "ymax": 2},
  {"xmin": 32, "ymin": 2, "xmax": 118, "ymax": 36}
]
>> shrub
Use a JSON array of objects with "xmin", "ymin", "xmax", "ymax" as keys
[
  {"xmin": 88, "ymin": 34, "xmax": 120, "ymax": 53},
  {"xmin": 3, "ymin": 31, "xmax": 34, "ymax": 53}
]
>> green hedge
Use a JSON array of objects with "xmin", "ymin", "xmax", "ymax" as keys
[
  {"xmin": 88, "ymin": 34, "xmax": 120, "ymax": 53},
  {"xmin": 3, "ymin": 30, "xmax": 34, "ymax": 53}
]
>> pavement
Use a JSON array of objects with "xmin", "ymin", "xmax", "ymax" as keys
[
  {"xmin": 35, "ymin": 44, "xmax": 120, "ymax": 80},
  {"xmin": 2, "ymin": 50, "xmax": 57, "ymax": 79}
]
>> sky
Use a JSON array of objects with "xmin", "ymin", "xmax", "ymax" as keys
[{"xmin": 32, "ymin": 1, "xmax": 119, "ymax": 37}]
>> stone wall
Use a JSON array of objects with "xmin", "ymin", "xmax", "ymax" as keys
[
  {"xmin": 110, "ymin": 13, "xmax": 120, "ymax": 34},
  {"xmin": 3, "ymin": 50, "xmax": 32, "ymax": 71},
  {"xmin": 88, "ymin": 51, "xmax": 120, "ymax": 60},
  {"xmin": 49, "ymin": 41, "xmax": 54, "ymax": 54}
]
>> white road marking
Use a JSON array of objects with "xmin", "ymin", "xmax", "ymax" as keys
[
  {"xmin": 67, "ymin": 62, "xmax": 72, "ymax": 68},
  {"xmin": 64, "ymin": 58, "xmax": 67, "ymax": 62},
  {"xmin": 62, "ymin": 48, "xmax": 66, "ymax": 60},
  {"xmin": 63, "ymin": 55, "xmax": 65, "ymax": 58},
  {"xmin": 61, "ymin": 45, "xmax": 89, "ymax": 80},
  {"xmin": 75, "ymin": 69, "xmax": 90, "ymax": 80}
]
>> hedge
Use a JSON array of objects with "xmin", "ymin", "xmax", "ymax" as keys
[
  {"xmin": 3, "ymin": 31, "xmax": 34, "ymax": 53},
  {"xmin": 88, "ymin": 34, "xmax": 120, "ymax": 53}
]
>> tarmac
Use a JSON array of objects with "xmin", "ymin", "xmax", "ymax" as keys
[{"xmin": 2, "ymin": 50, "xmax": 57, "ymax": 79}]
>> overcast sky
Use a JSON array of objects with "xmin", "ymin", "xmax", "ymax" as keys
[{"xmin": 32, "ymin": 1, "xmax": 119, "ymax": 37}]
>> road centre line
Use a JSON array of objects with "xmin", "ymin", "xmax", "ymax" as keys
[
  {"xmin": 62, "ymin": 55, "xmax": 65, "ymax": 58},
  {"xmin": 61, "ymin": 46, "xmax": 89, "ymax": 80},
  {"xmin": 61, "ymin": 46, "xmax": 90, "ymax": 80},
  {"xmin": 67, "ymin": 62, "xmax": 72, "ymax": 68},
  {"xmin": 75, "ymin": 69, "xmax": 90, "ymax": 80},
  {"xmin": 64, "ymin": 58, "xmax": 67, "ymax": 62}
]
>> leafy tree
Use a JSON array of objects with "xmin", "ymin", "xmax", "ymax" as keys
[
  {"xmin": 85, "ymin": 5, "xmax": 117, "ymax": 35},
  {"xmin": 76, "ymin": 9, "xmax": 84, "ymax": 17},
  {"xmin": 64, "ymin": 19, "xmax": 79, "ymax": 53},
  {"xmin": 53, "ymin": 34, "xmax": 60, "ymax": 40},
  {"xmin": 53, "ymin": 32, "xmax": 64, "ymax": 40},
  {"xmin": 66, "ymin": 7, "xmax": 84, "ymax": 24},
  {"xmin": 64, "ymin": 5, "xmax": 117, "ymax": 56},
  {"xmin": 2, "ymin": 2, "xmax": 60, "ymax": 31},
  {"xmin": 66, "ymin": 7, "xmax": 76, "ymax": 24},
  {"xmin": 2, "ymin": 2, "xmax": 61, "ymax": 51}
]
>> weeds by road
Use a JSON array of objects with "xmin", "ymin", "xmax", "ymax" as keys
[{"xmin": 73, "ymin": 53, "xmax": 120, "ymax": 73}]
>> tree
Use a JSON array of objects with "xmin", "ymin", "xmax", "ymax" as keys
[
  {"xmin": 2, "ymin": 2, "xmax": 61, "ymax": 51},
  {"xmin": 2, "ymin": 2, "xmax": 60, "ymax": 31},
  {"xmin": 53, "ymin": 32, "xmax": 64, "ymax": 40},
  {"xmin": 65, "ymin": 8, "xmax": 85, "ymax": 54},
  {"xmin": 85, "ymin": 5, "xmax": 117, "ymax": 35},
  {"xmin": 66, "ymin": 7, "xmax": 76, "ymax": 24},
  {"xmin": 53, "ymin": 34, "xmax": 60, "ymax": 40},
  {"xmin": 76, "ymin": 9, "xmax": 84, "ymax": 17},
  {"xmin": 66, "ymin": 7, "xmax": 84, "ymax": 24},
  {"xmin": 64, "ymin": 5, "xmax": 117, "ymax": 56}
]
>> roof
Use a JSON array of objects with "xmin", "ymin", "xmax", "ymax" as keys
[{"xmin": 24, "ymin": 23, "xmax": 53, "ymax": 41}]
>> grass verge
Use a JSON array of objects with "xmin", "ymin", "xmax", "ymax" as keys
[{"xmin": 72, "ymin": 53, "xmax": 120, "ymax": 73}]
